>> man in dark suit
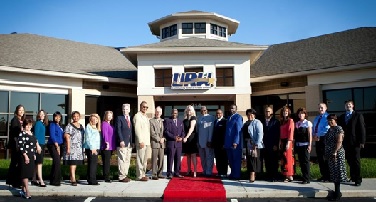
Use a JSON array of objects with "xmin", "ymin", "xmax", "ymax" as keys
[
  {"xmin": 260, "ymin": 106, "xmax": 280, "ymax": 182},
  {"xmin": 164, "ymin": 109, "xmax": 185, "ymax": 179},
  {"xmin": 116, "ymin": 103, "xmax": 134, "ymax": 183},
  {"xmin": 212, "ymin": 109, "xmax": 228, "ymax": 177},
  {"xmin": 338, "ymin": 100, "xmax": 366, "ymax": 186}
]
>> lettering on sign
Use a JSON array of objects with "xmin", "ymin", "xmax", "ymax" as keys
[{"xmin": 171, "ymin": 72, "xmax": 215, "ymax": 89}]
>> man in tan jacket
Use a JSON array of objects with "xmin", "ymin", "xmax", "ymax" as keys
[
  {"xmin": 133, "ymin": 101, "xmax": 151, "ymax": 181},
  {"xmin": 150, "ymin": 106, "xmax": 165, "ymax": 180}
]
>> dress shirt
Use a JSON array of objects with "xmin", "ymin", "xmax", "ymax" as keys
[
  {"xmin": 313, "ymin": 112, "xmax": 330, "ymax": 137},
  {"xmin": 83, "ymin": 124, "xmax": 101, "ymax": 150}
]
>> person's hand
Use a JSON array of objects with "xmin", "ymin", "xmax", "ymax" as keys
[
  {"xmin": 313, "ymin": 135, "xmax": 319, "ymax": 142},
  {"xmin": 105, "ymin": 142, "xmax": 110, "ymax": 150},
  {"xmin": 360, "ymin": 144, "xmax": 365, "ymax": 148},
  {"xmin": 178, "ymin": 137, "xmax": 183, "ymax": 142},
  {"xmin": 233, "ymin": 143, "xmax": 237, "ymax": 149},
  {"xmin": 24, "ymin": 155, "xmax": 30, "ymax": 164},
  {"xmin": 120, "ymin": 141, "xmax": 125, "ymax": 148},
  {"xmin": 331, "ymin": 153, "xmax": 337, "ymax": 160},
  {"xmin": 140, "ymin": 142, "xmax": 145, "ymax": 149},
  {"xmin": 252, "ymin": 145, "xmax": 257, "ymax": 150},
  {"xmin": 34, "ymin": 155, "xmax": 36, "ymax": 160},
  {"xmin": 183, "ymin": 138, "xmax": 187, "ymax": 143},
  {"xmin": 307, "ymin": 145, "xmax": 311, "ymax": 153},
  {"xmin": 91, "ymin": 149, "xmax": 97, "ymax": 155},
  {"xmin": 160, "ymin": 138, "xmax": 165, "ymax": 144},
  {"xmin": 175, "ymin": 136, "xmax": 179, "ymax": 141},
  {"xmin": 37, "ymin": 145, "xmax": 42, "ymax": 154},
  {"xmin": 67, "ymin": 148, "xmax": 71, "ymax": 155}
]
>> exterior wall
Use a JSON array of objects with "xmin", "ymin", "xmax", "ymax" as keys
[
  {"xmin": 236, "ymin": 94, "xmax": 251, "ymax": 120},
  {"xmin": 305, "ymin": 84, "xmax": 322, "ymax": 117},
  {"xmin": 137, "ymin": 53, "xmax": 251, "ymax": 96},
  {"xmin": 137, "ymin": 95, "xmax": 155, "ymax": 118}
]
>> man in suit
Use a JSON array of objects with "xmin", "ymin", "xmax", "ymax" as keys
[
  {"xmin": 116, "ymin": 103, "xmax": 134, "ymax": 183},
  {"xmin": 197, "ymin": 106, "xmax": 215, "ymax": 177},
  {"xmin": 164, "ymin": 109, "xmax": 185, "ymax": 179},
  {"xmin": 312, "ymin": 103, "xmax": 330, "ymax": 182},
  {"xmin": 260, "ymin": 106, "xmax": 280, "ymax": 182},
  {"xmin": 150, "ymin": 106, "xmax": 165, "ymax": 180},
  {"xmin": 224, "ymin": 104, "xmax": 243, "ymax": 180},
  {"xmin": 338, "ymin": 100, "xmax": 366, "ymax": 186},
  {"xmin": 133, "ymin": 101, "xmax": 151, "ymax": 182},
  {"xmin": 212, "ymin": 109, "xmax": 228, "ymax": 177}
]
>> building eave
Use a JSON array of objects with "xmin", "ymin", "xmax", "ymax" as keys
[{"xmin": 121, "ymin": 46, "xmax": 268, "ymax": 54}]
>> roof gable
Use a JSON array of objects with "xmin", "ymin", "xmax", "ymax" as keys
[{"xmin": 251, "ymin": 27, "xmax": 376, "ymax": 78}]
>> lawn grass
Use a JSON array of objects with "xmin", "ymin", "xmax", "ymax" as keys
[{"xmin": 1, "ymin": 157, "xmax": 375, "ymax": 181}]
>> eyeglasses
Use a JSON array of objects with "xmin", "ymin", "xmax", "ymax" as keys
[{"xmin": 142, "ymin": 106, "xmax": 148, "ymax": 109}]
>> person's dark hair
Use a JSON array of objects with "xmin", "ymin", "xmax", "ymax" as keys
[
  {"xmin": 327, "ymin": 114, "xmax": 337, "ymax": 121},
  {"xmin": 246, "ymin": 108, "xmax": 257, "ymax": 115},
  {"xmin": 37, "ymin": 109, "xmax": 49, "ymax": 126},
  {"xmin": 53, "ymin": 111, "xmax": 62, "ymax": 124},
  {"xmin": 71, "ymin": 111, "xmax": 80, "ymax": 117},
  {"xmin": 280, "ymin": 106, "xmax": 291, "ymax": 124},
  {"xmin": 345, "ymin": 100, "xmax": 354, "ymax": 105},
  {"xmin": 296, "ymin": 107, "xmax": 307, "ymax": 116},
  {"xmin": 14, "ymin": 104, "xmax": 26, "ymax": 120},
  {"xmin": 22, "ymin": 118, "xmax": 33, "ymax": 129}
]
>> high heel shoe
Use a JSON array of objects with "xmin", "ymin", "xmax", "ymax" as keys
[{"xmin": 193, "ymin": 172, "xmax": 196, "ymax": 178}]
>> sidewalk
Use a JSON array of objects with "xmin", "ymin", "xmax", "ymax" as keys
[{"xmin": 0, "ymin": 178, "xmax": 375, "ymax": 199}]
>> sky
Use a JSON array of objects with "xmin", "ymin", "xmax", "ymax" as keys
[{"xmin": 1, "ymin": 0, "xmax": 375, "ymax": 47}]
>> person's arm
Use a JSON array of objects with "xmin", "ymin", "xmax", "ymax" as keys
[
  {"xmin": 49, "ymin": 123, "xmax": 57, "ymax": 145},
  {"xmin": 133, "ymin": 114, "xmax": 144, "ymax": 144},
  {"xmin": 256, "ymin": 120, "xmax": 263, "ymax": 148},
  {"xmin": 185, "ymin": 119, "xmax": 196, "ymax": 139},
  {"xmin": 332, "ymin": 128, "xmax": 344, "ymax": 157},
  {"xmin": 207, "ymin": 116, "xmax": 214, "ymax": 144},
  {"xmin": 34, "ymin": 121, "xmax": 43, "ymax": 142},
  {"xmin": 358, "ymin": 113, "xmax": 366, "ymax": 148},
  {"xmin": 287, "ymin": 119, "xmax": 294, "ymax": 149},
  {"xmin": 163, "ymin": 120, "xmax": 175, "ymax": 140},
  {"xmin": 233, "ymin": 115, "xmax": 242, "ymax": 148},
  {"xmin": 64, "ymin": 125, "xmax": 71, "ymax": 154},
  {"xmin": 308, "ymin": 121, "xmax": 313, "ymax": 153}
]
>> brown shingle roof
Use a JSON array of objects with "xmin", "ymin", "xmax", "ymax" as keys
[
  {"xmin": 0, "ymin": 33, "xmax": 137, "ymax": 76},
  {"xmin": 251, "ymin": 27, "xmax": 376, "ymax": 78}
]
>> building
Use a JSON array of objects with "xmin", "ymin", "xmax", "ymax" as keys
[{"xmin": 0, "ymin": 10, "xmax": 375, "ymax": 158}]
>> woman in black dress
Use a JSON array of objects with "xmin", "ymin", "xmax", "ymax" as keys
[
  {"xmin": 6, "ymin": 104, "xmax": 25, "ymax": 188},
  {"xmin": 18, "ymin": 119, "xmax": 41, "ymax": 199},
  {"xmin": 182, "ymin": 105, "xmax": 198, "ymax": 177},
  {"xmin": 325, "ymin": 114, "xmax": 347, "ymax": 201}
]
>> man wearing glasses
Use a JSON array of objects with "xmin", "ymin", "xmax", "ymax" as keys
[
  {"xmin": 197, "ymin": 106, "xmax": 215, "ymax": 177},
  {"xmin": 133, "ymin": 101, "xmax": 151, "ymax": 181}
]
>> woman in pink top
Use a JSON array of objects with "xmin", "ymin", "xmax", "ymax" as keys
[{"xmin": 279, "ymin": 106, "xmax": 295, "ymax": 182}]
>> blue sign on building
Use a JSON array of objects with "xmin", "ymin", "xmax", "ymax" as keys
[{"xmin": 171, "ymin": 72, "xmax": 215, "ymax": 89}]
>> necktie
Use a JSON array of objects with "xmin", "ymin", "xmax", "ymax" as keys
[
  {"xmin": 174, "ymin": 119, "xmax": 177, "ymax": 126},
  {"xmin": 314, "ymin": 116, "xmax": 322, "ymax": 135},
  {"xmin": 345, "ymin": 113, "xmax": 351, "ymax": 124},
  {"xmin": 126, "ymin": 116, "xmax": 130, "ymax": 128}
]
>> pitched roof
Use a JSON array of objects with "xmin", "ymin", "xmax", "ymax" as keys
[
  {"xmin": 251, "ymin": 27, "xmax": 376, "ymax": 78},
  {"xmin": 0, "ymin": 33, "xmax": 137, "ymax": 76},
  {"xmin": 127, "ymin": 37, "xmax": 262, "ymax": 49}
]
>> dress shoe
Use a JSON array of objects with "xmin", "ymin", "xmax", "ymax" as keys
[
  {"xmin": 88, "ymin": 182, "xmax": 100, "ymax": 185},
  {"xmin": 354, "ymin": 182, "xmax": 361, "ymax": 186},
  {"xmin": 158, "ymin": 175, "xmax": 166, "ymax": 179},
  {"xmin": 328, "ymin": 192, "xmax": 342, "ymax": 201},
  {"xmin": 174, "ymin": 175, "xmax": 184, "ymax": 178},
  {"xmin": 166, "ymin": 176, "xmax": 172, "ymax": 179},
  {"xmin": 31, "ymin": 181, "xmax": 39, "ymax": 186},
  {"xmin": 105, "ymin": 179, "xmax": 112, "ymax": 183},
  {"xmin": 301, "ymin": 181, "xmax": 310, "ymax": 184},
  {"xmin": 138, "ymin": 177, "xmax": 148, "ymax": 181},
  {"xmin": 152, "ymin": 176, "xmax": 159, "ymax": 180},
  {"xmin": 120, "ymin": 177, "xmax": 130, "ymax": 182}
]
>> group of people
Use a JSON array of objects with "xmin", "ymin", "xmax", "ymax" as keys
[
  {"xmin": 240, "ymin": 100, "xmax": 366, "ymax": 201},
  {"xmin": 5, "ymin": 100, "xmax": 366, "ymax": 201}
]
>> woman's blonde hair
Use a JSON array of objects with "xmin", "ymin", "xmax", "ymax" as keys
[
  {"xmin": 184, "ymin": 105, "xmax": 196, "ymax": 119},
  {"xmin": 89, "ymin": 113, "xmax": 101, "ymax": 132}
]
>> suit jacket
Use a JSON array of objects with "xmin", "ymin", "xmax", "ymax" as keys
[
  {"xmin": 133, "ymin": 111, "xmax": 151, "ymax": 148},
  {"xmin": 260, "ymin": 117, "xmax": 280, "ymax": 150},
  {"xmin": 150, "ymin": 118, "xmax": 165, "ymax": 149},
  {"xmin": 164, "ymin": 118, "xmax": 185, "ymax": 148},
  {"xmin": 115, "ymin": 115, "xmax": 133, "ymax": 147},
  {"xmin": 212, "ymin": 118, "xmax": 227, "ymax": 149},
  {"xmin": 224, "ymin": 113, "xmax": 243, "ymax": 149},
  {"xmin": 338, "ymin": 111, "xmax": 366, "ymax": 147}
]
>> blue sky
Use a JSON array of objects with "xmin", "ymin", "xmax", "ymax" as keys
[{"xmin": 1, "ymin": 0, "xmax": 375, "ymax": 47}]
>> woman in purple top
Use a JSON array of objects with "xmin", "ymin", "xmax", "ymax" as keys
[{"xmin": 101, "ymin": 111, "xmax": 115, "ymax": 182}]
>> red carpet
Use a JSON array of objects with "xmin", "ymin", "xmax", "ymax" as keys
[{"xmin": 163, "ymin": 155, "xmax": 226, "ymax": 202}]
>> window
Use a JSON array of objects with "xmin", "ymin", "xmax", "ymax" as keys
[
  {"xmin": 194, "ymin": 22, "xmax": 206, "ymax": 34},
  {"xmin": 170, "ymin": 24, "xmax": 177, "ymax": 36},
  {"xmin": 211, "ymin": 24, "xmax": 218, "ymax": 35},
  {"xmin": 185, "ymin": 67, "xmax": 203, "ymax": 73},
  {"xmin": 155, "ymin": 69, "xmax": 172, "ymax": 87},
  {"xmin": 0, "ymin": 91, "xmax": 8, "ymax": 113},
  {"xmin": 219, "ymin": 27, "xmax": 227, "ymax": 37},
  {"xmin": 182, "ymin": 23, "xmax": 193, "ymax": 34},
  {"xmin": 161, "ymin": 24, "xmax": 177, "ymax": 39},
  {"xmin": 216, "ymin": 68, "xmax": 234, "ymax": 87},
  {"xmin": 11, "ymin": 92, "xmax": 39, "ymax": 117}
]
